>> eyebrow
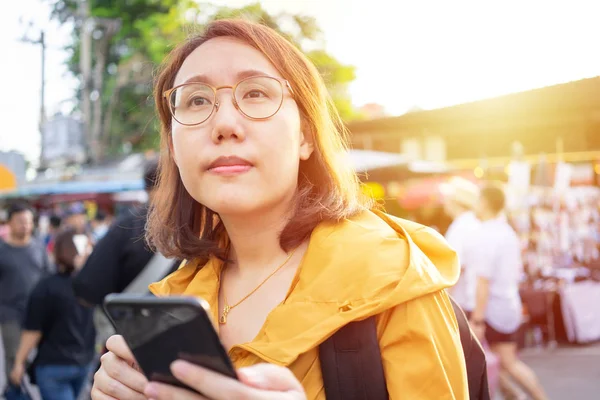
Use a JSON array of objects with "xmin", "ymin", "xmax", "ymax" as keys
[{"xmin": 182, "ymin": 69, "xmax": 275, "ymax": 85}]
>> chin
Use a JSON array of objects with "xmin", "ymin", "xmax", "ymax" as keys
[
  {"xmin": 202, "ymin": 192, "xmax": 289, "ymax": 219},
  {"xmin": 191, "ymin": 182, "xmax": 295, "ymax": 218},
  {"xmin": 208, "ymin": 199, "xmax": 264, "ymax": 217},
  {"xmin": 195, "ymin": 189, "xmax": 256, "ymax": 213}
]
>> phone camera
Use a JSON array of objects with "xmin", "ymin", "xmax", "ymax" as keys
[{"xmin": 111, "ymin": 308, "xmax": 133, "ymax": 320}]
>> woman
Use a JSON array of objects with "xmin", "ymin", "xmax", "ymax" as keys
[
  {"xmin": 91, "ymin": 19, "xmax": 468, "ymax": 399},
  {"xmin": 10, "ymin": 229, "xmax": 96, "ymax": 400}
]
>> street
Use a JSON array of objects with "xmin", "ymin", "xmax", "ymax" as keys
[{"xmin": 518, "ymin": 343, "xmax": 600, "ymax": 399}]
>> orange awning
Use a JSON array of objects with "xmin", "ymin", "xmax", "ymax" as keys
[{"xmin": 0, "ymin": 164, "xmax": 17, "ymax": 191}]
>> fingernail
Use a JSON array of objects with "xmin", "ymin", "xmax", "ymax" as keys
[
  {"xmin": 171, "ymin": 360, "xmax": 190, "ymax": 378},
  {"xmin": 239, "ymin": 368, "xmax": 264, "ymax": 385},
  {"xmin": 144, "ymin": 383, "xmax": 158, "ymax": 398}
]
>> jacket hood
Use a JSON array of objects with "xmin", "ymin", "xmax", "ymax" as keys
[{"xmin": 149, "ymin": 209, "xmax": 460, "ymax": 365}]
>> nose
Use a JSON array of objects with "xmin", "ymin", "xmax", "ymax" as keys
[{"xmin": 210, "ymin": 92, "xmax": 246, "ymax": 144}]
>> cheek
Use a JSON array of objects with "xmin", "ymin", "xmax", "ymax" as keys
[
  {"xmin": 171, "ymin": 127, "xmax": 205, "ymax": 167},
  {"xmin": 170, "ymin": 129, "xmax": 210, "ymax": 198},
  {"xmin": 259, "ymin": 122, "xmax": 302, "ymax": 174}
]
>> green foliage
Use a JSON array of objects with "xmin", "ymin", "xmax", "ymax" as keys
[{"xmin": 49, "ymin": 0, "xmax": 361, "ymax": 158}]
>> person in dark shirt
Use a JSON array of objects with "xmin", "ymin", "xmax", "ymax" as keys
[
  {"xmin": 90, "ymin": 210, "xmax": 110, "ymax": 242},
  {"xmin": 9, "ymin": 229, "xmax": 96, "ymax": 400},
  {"xmin": 0, "ymin": 202, "xmax": 51, "ymax": 391},
  {"xmin": 44, "ymin": 214, "xmax": 62, "ymax": 255},
  {"xmin": 73, "ymin": 159, "xmax": 178, "ymax": 307}
]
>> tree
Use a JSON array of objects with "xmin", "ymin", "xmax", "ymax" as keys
[{"xmin": 49, "ymin": 1, "xmax": 361, "ymax": 163}]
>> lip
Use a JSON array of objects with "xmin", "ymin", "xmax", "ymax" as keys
[{"xmin": 207, "ymin": 155, "xmax": 253, "ymax": 175}]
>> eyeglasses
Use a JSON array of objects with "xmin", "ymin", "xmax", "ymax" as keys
[{"xmin": 163, "ymin": 75, "xmax": 294, "ymax": 126}]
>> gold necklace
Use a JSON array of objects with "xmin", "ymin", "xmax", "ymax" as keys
[{"xmin": 219, "ymin": 248, "xmax": 298, "ymax": 325}]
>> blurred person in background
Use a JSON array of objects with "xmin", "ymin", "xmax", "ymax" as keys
[
  {"xmin": 470, "ymin": 184, "xmax": 547, "ymax": 400},
  {"xmin": 63, "ymin": 203, "xmax": 89, "ymax": 235},
  {"xmin": 0, "ymin": 202, "xmax": 52, "ymax": 393},
  {"xmin": 441, "ymin": 176, "xmax": 481, "ymax": 316},
  {"xmin": 73, "ymin": 159, "xmax": 179, "ymax": 352},
  {"xmin": 0, "ymin": 209, "xmax": 9, "ymax": 241},
  {"xmin": 74, "ymin": 159, "xmax": 178, "ymax": 306},
  {"xmin": 9, "ymin": 229, "xmax": 96, "ymax": 400},
  {"xmin": 90, "ymin": 210, "xmax": 110, "ymax": 242},
  {"xmin": 45, "ymin": 214, "xmax": 62, "ymax": 255}
]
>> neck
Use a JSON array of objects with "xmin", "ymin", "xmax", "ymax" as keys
[
  {"xmin": 220, "ymin": 203, "xmax": 294, "ymax": 272},
  {"xmin": 7, "ymin": 234, "xmax": 30, "ymax": 247},
  {"xmin": 480, "ymin": 211, "xmax": 499, "ymax": 222}
]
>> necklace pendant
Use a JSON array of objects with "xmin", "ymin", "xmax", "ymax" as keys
[{"xmin": 219, "ymin": 305, "xmax": 231, "ymax": 325}]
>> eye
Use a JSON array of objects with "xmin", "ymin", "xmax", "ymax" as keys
[
  {"xmin": 187, "ymin": 95, "xmax": 212, "ymax": 107},
  {"xmin": 243, "ymin": 89, "xmax": 268, "ymax": 99}
]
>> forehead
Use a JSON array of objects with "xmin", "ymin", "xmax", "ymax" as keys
[
  {"xmin": 173, "ymin": 37, "xmax": 283, "ymax": 86},
  {"xmin": 10, "ymin": 210, "xmax": 32, "ymax": 220}
]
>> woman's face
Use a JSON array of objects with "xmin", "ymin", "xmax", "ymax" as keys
[{"xmin": 170, "ymin": 37, "xmax": 313, "ymax": 217}]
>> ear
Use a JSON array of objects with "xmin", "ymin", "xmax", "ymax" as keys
[{"xmin": 298, "ymin": 129, "xmax": 314, "ymax": 161}]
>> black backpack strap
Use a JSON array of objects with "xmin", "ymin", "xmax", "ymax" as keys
[
  {"xmin": 319, "ymin": 297, "xmax": 491, "ymax": 400},
  {"xmin": 319, "ymin": 316, "xmax": 388, "ymax": 400},
  {"xmin": 449, "ymin": 297, "xmax": 491, "ymax": 400}
]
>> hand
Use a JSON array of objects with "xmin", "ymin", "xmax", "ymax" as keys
[
  {"xmin": 144, "ymin": 361, "xmax": 307, "ymax": 400},
  {"xmin": 9, "ymin": 361, "xmax": 25, "ymax": 386},
  {"xmin": 91, "ymin": 335, "xmax": 148, "ymax": 400}
]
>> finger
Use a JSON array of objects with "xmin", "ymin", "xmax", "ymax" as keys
[
  {"xmin": 94, "ymin": 363, "xmax": 147, "ymax": 400},
  {"xmin": 144, "ymin": 382, "xmax": 208, "ymax": 400},
  {"xmin": 238, "ymin": 363, "xmax": 304, "ymax": 392},
  {"xmin": 90, "ymin": 387, "xmax": 118, "ymax": 400},
  {"xmin": 106, "ymin": 335, "xmax": 137, "ymax": 363},
  {"xmin": 101, "ymin": 351, "xmax": 148, "ymax": 393},
  {"xmin": 170, "ymin": 361, "xmax": 250, "ymax": 400}
]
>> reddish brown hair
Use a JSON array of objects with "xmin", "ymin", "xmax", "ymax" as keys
[
  {"xmin": 53, "ymin": 229, "xmax": 78, "ymax": 274},
  {"xmin": 147, "ymin": 19, "xmax": 371, "ymax": 263}
]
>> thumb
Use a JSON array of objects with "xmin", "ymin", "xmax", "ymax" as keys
[
  {"xmin": 105, "ymin": 335, "xmax": 137, "ymax": 364},
  {"xmin": 238, "ymin": 363, "xmax": 304, "ymax": 393}
]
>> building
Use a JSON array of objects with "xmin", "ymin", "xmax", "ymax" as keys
[
  {"xmin": 41, "ymin": 113, "xmax": 86, "ymax": 168},
  {"xmin": 347, "ymin": 77, "xmax": 600, "ymax": 170},
  {"xmin": 0, "ymin": 151, "xmax": 26, "ymax": 187}
]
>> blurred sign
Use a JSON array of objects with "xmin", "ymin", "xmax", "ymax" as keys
[
  {"xmin": 42, "ymin": 114, "xmax": 86, "ymax": 167},
  {"xmin": 570, "ymin": 163, "xmax": 595, "ymax": 185},
  {"xmin": 554, "ymin": 162, "xmax": 573, "ymax": 191},
  {"xmin": 507, "ymin": 161, "xmax": 531, "ymax": 190}
]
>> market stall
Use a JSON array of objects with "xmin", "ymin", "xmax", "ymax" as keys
[
  {"xmin": 506, "ymin": 161, "xmax": 600, "ymax": 345},
  {"xmin": 346, "ymin": 149, "xmax": 466, "ymax": 226}
]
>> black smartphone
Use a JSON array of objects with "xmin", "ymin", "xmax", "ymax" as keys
[{"xmin": 103, "ymin": 294, "xmax": 237, "ymax": 392}]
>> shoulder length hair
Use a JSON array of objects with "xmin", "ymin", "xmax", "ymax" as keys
[{"xmin": 147, "ymin": 18, "xmax": 371, "ymax": 264}]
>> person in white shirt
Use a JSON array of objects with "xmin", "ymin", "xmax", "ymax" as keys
[
  {"xmin": 442, "ymin": 176, "xmax": 481, "ymax": 314},
  {"xmin": 470, "ymin": 183, "xmax": 547, "ymax": 400}
]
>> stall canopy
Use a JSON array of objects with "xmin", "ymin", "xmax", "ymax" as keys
[
  {"xmin": 0, "ymin": 179, "xmax": 144, "ymax": 199},
  {"xmin": 346, "ymin": 149, "xmax": 449, "ymax": 174}
]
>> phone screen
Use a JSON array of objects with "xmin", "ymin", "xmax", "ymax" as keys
[{"xmin": 104, "ymin": 296, "xmax": 237, "ymax": 391}]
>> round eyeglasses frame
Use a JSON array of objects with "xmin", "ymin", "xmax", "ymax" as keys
[{"xmin": 162, "ymin": 75, "xmax": 295, "ymax": 126}]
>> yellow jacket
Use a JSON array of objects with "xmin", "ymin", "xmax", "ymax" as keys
[{"xmin": 149, "ymin": 210, "xmax": 468, "ymax": 399}]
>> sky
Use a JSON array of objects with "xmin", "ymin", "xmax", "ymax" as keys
[{"xmin": 1, "ymin": 0, "xmax": 600, "ymax": 165}]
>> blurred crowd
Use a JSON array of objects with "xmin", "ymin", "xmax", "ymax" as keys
[{"xmin": 0, "ymin": 160, "xmax": 180, "ymax": 400}]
